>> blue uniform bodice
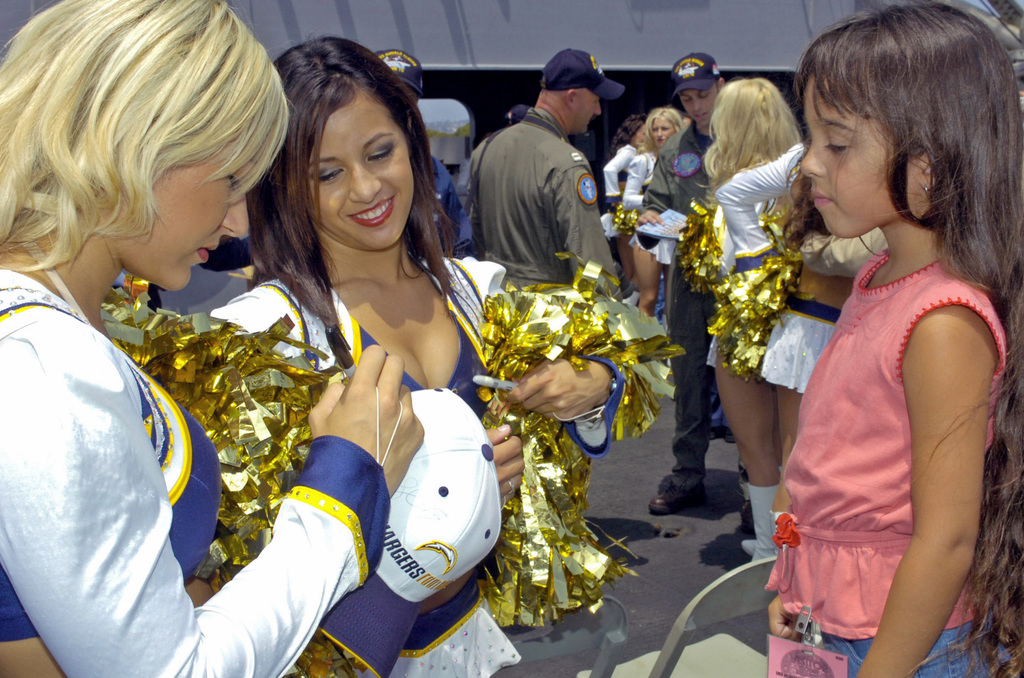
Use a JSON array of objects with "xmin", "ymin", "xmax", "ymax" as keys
[{"xmin": 358, "ymin": 307, "xmax": 488, "ymax": 418}]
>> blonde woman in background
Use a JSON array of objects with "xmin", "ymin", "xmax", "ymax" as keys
[
  {"xmin": 702, "ymin": 78, "xmax": 800, "ymax": 560},
  {"xmin": 0, "ymin": 1, "xmax": 420, "ymax": 675},
  {"xmin": 630, "ymin": 106, "xmax": 689, "ymax": 317}
]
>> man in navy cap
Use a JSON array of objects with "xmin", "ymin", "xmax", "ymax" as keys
[
  {"xmin": 469, "ymin": 48, "xmax": 623, "ymax": 288},
  {"xmin": 376, "ymin": 48, "xmax": 476, "ymax": 258},
  {"xmin": 639, "ymin": 52, "xmax": 726, "ymax": 516}
]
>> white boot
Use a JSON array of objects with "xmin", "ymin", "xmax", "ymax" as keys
[{"xmin": 748, "ymin": 484, "xmax": 779, "ymax": 561}]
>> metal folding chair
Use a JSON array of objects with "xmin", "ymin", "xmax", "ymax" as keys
[{"xmin": 577, "ymin": 558, "xmax": 776, "ymax": 678}]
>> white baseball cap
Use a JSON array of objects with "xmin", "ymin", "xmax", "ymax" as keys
[{"xmin": 320, "ymin": 388, "xmax": 502, "ymax": 676}]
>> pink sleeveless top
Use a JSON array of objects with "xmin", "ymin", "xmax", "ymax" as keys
[{"xmin": 767, "ymin": 252, "xmax": 1006, "ymax": 638}]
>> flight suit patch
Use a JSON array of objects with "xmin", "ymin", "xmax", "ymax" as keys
[
  {"xmin": 673, "ymin": 152, "xmax": 702, "ymax": 178},
  {"xmin": 577, "ymin": 173, "xmax": 598, "ymax": 205}
]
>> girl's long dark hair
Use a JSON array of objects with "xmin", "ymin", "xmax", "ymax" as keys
[
  {"xmin": 249, "ymin": 36, "xmax": 451, "ymax": 327},
  {"xmin": 797, "ymin": 4, "xmax": 1024, "ymax": 674}
]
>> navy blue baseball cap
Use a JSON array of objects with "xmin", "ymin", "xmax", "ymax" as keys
[
  {"xmin": 671, "ymin": 53, "xmax": 721, "ymax": 96},
  {"xmin": 376, "ymin": 49, "xmax": 424, "ymax": 97},
  {"xmin": 505, "ymin": 104, "xmax": 530, "ymax": 125},
  {"xmin": 541, "ymin": 49, "xmax": 625, "ymax": 100}
]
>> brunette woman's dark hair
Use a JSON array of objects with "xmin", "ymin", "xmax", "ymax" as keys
[
  {"xmin": 797, "ymin": 3, "xmax": 1024, "ymax": 674},
  {"xmin": 249, "ymin": 36, "xmax": 451, "ymax": 326},
  {"xmin": 607, "ymin": 113, "xmax": 646, "ymax": 159}
]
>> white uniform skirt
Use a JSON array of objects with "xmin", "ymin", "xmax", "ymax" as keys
[
  {"xmin": 371, "ymin": 601, "xmax": 520, "ymax": 678},
  {"xmin": 761, "ymin": 311, "xmax": 836, "ymax": 393},
  {"xmin": 630, "ymin": 233, "xmax": 675, "ymax": 266}
]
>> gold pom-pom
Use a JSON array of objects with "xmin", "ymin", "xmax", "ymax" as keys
[
  {"xmin": 611, "ymin": 204, "xmax": 639, "ymax": 236},
  {"xmin": 477, "ymin": 256, "xmax": 683, "ymax": 626},
  {"xmin": 676, "ymin": 202, "xmax": 724, "ymax": 294},
  {"xmin": 708, "ymin": 211, "xmax": 802, "ymax": 379}
]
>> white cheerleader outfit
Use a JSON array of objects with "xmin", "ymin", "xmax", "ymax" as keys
[
  {"xmin": 600, "ymin": 144, "xmax": 636, "ymax": 238},
  {"xmin": 0, "ymin": 272, "xmax": 391, "ymax": 677},
  {"xmin": 713, "ymin": 144, "xmax": 825, "ymax": 389},
  {"xmin": 627, "ymin": 153, "xmax": 675, "ymax": 264}
]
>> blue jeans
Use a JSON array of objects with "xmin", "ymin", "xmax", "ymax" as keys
[{"xmin": 822, "ymin": 624, "xmax": 983, "ymax": 677}]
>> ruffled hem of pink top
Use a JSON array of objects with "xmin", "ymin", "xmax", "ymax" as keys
[{"xmin": 767, "ymin": 525, "xmax": 970, "ymax": 639}]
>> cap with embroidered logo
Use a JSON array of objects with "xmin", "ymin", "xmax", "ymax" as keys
[
  {"xmin": 376, "ymin": 48, "xmax": 424, "ymax": 98},
  {"xmin": 319, "ymin": 388, "xmax": 502, "ymax": 678},
  {"xmin": 671, "ymin": 52, "xmax": 721, "ymax": 97},
  {"xmin": 541, "ymin": 48, "xmax": 625, "ymax": 100}
]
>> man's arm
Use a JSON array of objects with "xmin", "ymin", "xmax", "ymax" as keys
[
  {"xmin": 554, "ymin": 165, "xmax": 616, "ymax": 276},
  {"xmin": 468, "ymin": 145, "xmax": 487, "ymax": 258}
]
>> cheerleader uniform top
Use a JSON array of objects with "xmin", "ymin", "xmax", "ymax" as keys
[
  {"xmin": 0, "ymin": 272, "xmax": 391, "ymax": 677},
  {"xmin": 767, "ymin": 254, "xmax": 1006, "ymax": 638},
  {"xmin": 602, "ymin": 144, "xmax": 636, "ymax": 209},
  {"xmin": 715, "ymin": 143, "xmax": 885, "ymax": 312},
  {"xmin": 713, "ymin": 144, "xmax": 804, "ymax": 278},
  {"xmin": 621, "ymin": 152, "xmax": 656, "ymax": 212},
  {"xmin": 213, "ymin": 258, "xmax": 623, "ymax": 455}
]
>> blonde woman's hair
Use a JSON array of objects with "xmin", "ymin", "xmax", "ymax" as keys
[
  {"xmin": 704, "ymin": 78, "xmax": 800, "ymax": 192},
  {"xmin": 0, "ymin": 0, "xmax": 289, "ymax": 271},
  {"xmin": 638, "ymin": 107, "xmax": 688, "ymax": 155}
]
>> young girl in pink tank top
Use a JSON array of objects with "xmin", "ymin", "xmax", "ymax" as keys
[{"xmin": 767, "ymin": 4, "xmax": 1024, "ymax": 676}]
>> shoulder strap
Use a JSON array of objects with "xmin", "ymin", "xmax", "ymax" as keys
[
  {"xmin": 444, "ymin": 260, "xmax": 486, "ymax": 362},
  {"xmin": 521, "ymin": 111, "xmax": 567, "ymax": 142},
  {"xmin": 446, "ymin": 260, "xmax": 484, "ymax": 327},
  {"xmin": 255, "ymin": 282, "xmax": 321, "ymax": 369}
]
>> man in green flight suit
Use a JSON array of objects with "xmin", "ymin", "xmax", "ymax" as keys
[
  {"xmin": 469, "ymin": 49, "xmax": 623, "ymax": 289},
  {"xmin": 639, "ymin": 53, "xmax": 725, "ymax": 515}
]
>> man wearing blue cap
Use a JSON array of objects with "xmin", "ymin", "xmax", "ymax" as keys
[
  {"xmin": 469, "ymin": 48, "xmax": 623, "ymax": 288},
  {"xmin": 376, "ymin": 48, "xmax": 476, "ymax": 258},
  {"xmin": 639, "ymin": 52, "xmax": 725, "ymax": 515}
]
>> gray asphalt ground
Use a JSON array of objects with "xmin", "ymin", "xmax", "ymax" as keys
[{"xmin": 499, "ymin": 400, "xmax": 768, "ymax": 677}]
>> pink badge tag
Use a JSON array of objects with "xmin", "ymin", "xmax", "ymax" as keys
[{"xmin": 767, "ymin": 634, "xmax": 848, "ymax": 678}]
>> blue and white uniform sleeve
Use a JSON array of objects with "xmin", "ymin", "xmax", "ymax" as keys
[
  {"xmin": 602, "ymin": 145, "xmax": 635, "ymax": 206},
  {"xmin": 453, "ymin": 257, "xmax": 506, "ymax": 298},
  {"xmin": 0, "ymin": 309, "xmax": 388, "ymax": 678},
  {"xmin": 715, "ymin": 143, "xmax": 803, "ymax": 268},
  {"xmin": 432, "ymin": 156, "xmax": 475, "ymax": 258},
  {"xmin": 565, "ymin": 357, "xmax": 624, "ymax": 459},
  {"xmin": 621, "ymin": 153, "xmax": 650, "ymax": 212}
]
